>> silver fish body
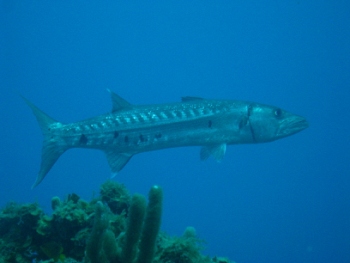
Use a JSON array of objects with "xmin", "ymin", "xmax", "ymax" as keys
[{"xmin": 23, "ymin": 90, "xmax": 308, "ymax": 188}]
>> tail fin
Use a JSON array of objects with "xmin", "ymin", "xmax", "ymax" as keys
[{"xmin": 22, "ymin": 96, "xmax": 67, "ymax": 188}]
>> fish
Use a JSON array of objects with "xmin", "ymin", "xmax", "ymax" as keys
[{"xmin": 23, "ymin": 90, "xmax": 308, "ymax": 188}]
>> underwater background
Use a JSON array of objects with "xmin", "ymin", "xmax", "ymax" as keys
[{"xmin": 1, "ymin": 1, "xmax": 349, "ymax": 262}]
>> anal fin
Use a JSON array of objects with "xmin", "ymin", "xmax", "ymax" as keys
[
  {"xmin": 105, "ymin": 150, "xmax": 133, "ymax": 176},
  {"xmin": 200, "ymin": 144, "xmax": 226, "ymax": 162}
]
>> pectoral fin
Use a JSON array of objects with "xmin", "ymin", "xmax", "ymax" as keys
[
  {"xmin": 105, "ymin": 151, "xmax": 133, "ymax": 176},
  {"xmin": 200, "ymin": 144, "xmax": 226, "ymax": 161}
]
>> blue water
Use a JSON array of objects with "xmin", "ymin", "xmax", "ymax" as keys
[{"xmin": 1, "ymin": 2, "xmax": 349, "ymax": 262}]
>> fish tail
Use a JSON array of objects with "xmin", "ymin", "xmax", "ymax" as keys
[{"xmin": 22, "ymin": 96, "xmax": 68, "ymax": 188}]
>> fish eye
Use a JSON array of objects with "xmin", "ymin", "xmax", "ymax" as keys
[{"xmin": 274, "ymin": 108, "xmax": 283, "ymax": 118}]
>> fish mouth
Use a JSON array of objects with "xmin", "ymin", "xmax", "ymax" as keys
[{"xmin": 279, "ymin": 115, "xmax": 309, "ymax": 137}]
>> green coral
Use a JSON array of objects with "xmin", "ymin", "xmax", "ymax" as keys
[
  {"xmin": 85, "ymin": 201, "xmax": 118, "ymax": 263},
  {"xmin": 36, "ymin": 193, "xmax": 95, "ymax": 261},
  {"xmin": 0, "ymin": 180, "xmax": 233, "ymax": 263},
  {"xmin": 84, "ymin": 185, "xmax": 163, "ymax": 263},
  {"xmin": 40, "ymin": 241, "xmax": 66, "ymax": 262},
  {"xmin": 0, "ymin": 202, "xmax": 44, "ymax": 262},
  {"xmin": 137, "ymin": 185, "xmax": 163, "ymax": 263},
  {"xmin": 155, "ymin": 227, "xmax": 209, "ymax": 263},
  {"xmin": 121, "ymin": 194, "xmax": 146, "ymax": 263},
  {"xmin": 100, "ymin": 180, "xmax": 130, "ymax": 214}
]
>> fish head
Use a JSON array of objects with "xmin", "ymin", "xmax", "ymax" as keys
[{"xmin": 248, "ymin": 103, "xmax": 308, "ymax": 143}]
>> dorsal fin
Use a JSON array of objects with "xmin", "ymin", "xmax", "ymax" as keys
[
  {"xmin": 107, "ymin": 89, "xmax": 132, "ymax": 112},
  {"xmin": 181, "ymin": 96, "xmax": 204, "ymax": 102}
]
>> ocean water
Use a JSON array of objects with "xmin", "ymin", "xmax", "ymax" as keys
[{"xmin": 1, "ymin": 1, "xmax": 349, "ymax": 262}]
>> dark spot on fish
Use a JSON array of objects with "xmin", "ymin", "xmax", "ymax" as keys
[
  {"xmin": 208, "ymin": 120, "xmax": 212, "ymax": 128},
  {"xmin": 176, "ymin": 111, "xmax": 183, "ymax": 118},
  {"xmin": 155, "ymin": 133, "xmax": 162, "ymax": 139},
  {"xmin": 114, "ymin": 131, "xmax": 119, "ymax": 138},
  {"xmin": 139, "ymin": 134, "xmax": 146, "ymax": 142},
  {"xmin": 79, "ymin": 134, "xmax": 88, "ymax": 145},
  {"xmin": 124, "ymin": 136, "xmax": 129, "ymax": 143}
]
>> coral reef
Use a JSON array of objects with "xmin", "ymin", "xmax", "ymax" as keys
[
  {"xmin": 137, "ymin": 185, "xmax": 163, "ymax": 263},
  {"xmin": 84, "ymin": 185, "xmax": 163, "ymax": 263},
  {"xmin": 100, "ymin": 180, "xmax": 130, "ymax": 214},
  {"xmin": 121, "ymin": 194, "xmax": 146, "ymax": 263},
  {"xmin": 0, "ymin": 180, "xmax": 233, "ymax": 263},
  {"xmin": 85, "ymin": 201, "xmax": 118, "ymax": 263}
]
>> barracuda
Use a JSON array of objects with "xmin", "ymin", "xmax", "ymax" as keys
[{"xmin": 23, "ymin": 90, "xmax": 308, "ymax": 188}]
